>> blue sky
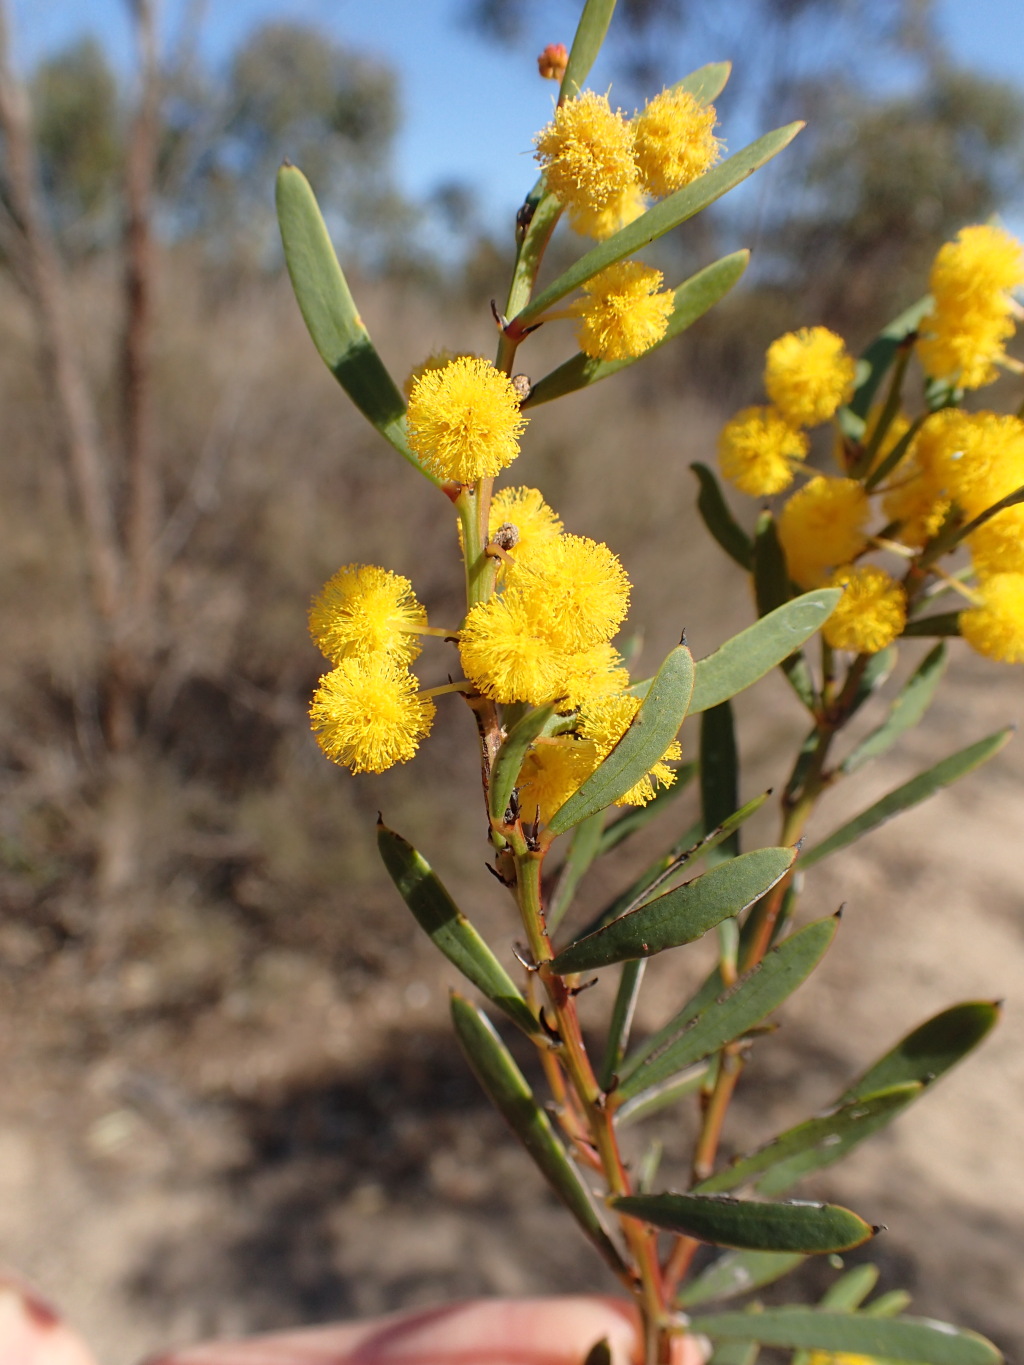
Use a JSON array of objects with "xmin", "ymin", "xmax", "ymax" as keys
[{"xmin": 11, "ymin": 0, "xmax": 1024, "ymax": 229}]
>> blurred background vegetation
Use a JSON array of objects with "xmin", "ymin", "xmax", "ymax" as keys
[{"xmin": 1, "ymin": 3, "xmax": 1023, "ymax": 1363}]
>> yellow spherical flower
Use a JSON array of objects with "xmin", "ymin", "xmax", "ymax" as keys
[
  {"xmin": 507, "ymin": 533, "xmax": 632, "ymax": 652},
  {"xmin": 402, "ymin": 349, "xmax": 473, "ymax": 398},
  {"xmin": 490, "ymin": 486, "xmax": 564, "ymax": 567},
  {"xmin": 764, "ymin": 327, "xmax": 857, "ymax": 428},
  {"xmin": 573, "ymin": 261, "xmax": 675, "ymax": 361},
  {"xmin": 310, "ymin": 656, "xmax": 435, "ymax": 774},
  {"xmin": 568, "ymin": 182, "xmax": 648, "ymax": 241},
  {"xmin": 968, "ymin": 504, "xmax": 1024, "ymax": 576},
  {"xmin": 778, "ymin": 476, "xmax": 870, "ymax": 588},
  {"xmin": 550, "ymin": 641, "xmax": 631, "ymax": 712},
  {"xmin": 717, "ymin": 405, "xmax": 809, "ymax": 497},
  {"xmin": 923, "ymin": 410, "xmax": 1024, "ymax": 519},
  {"xmin": 518, "ymin": 738, "xmax": 600, "ymax": 826},
  {"xmin": 308, "ymin": 564, "xmax": 427, "ymax": 666},
  {"xmin": 882, "ymin": 458, "xmax": 951, "ymax": 550},
  {"xmin": 822, "ymin": 565, "xmax": 907, "ymax": 654},
  {"xmin": 534, "ymin": 90, "xmax": 638, "ymax": 216},
  {"xmin": 407, "ymin": 356, "xmax": 527, "ymax": 484},
  {"xmin": 579, "ymin": 694, "xmax": 680, "ymax": 806},
  {"xmin": 632, "ymin": 87, "xmax": 722, "ymax": 197},
  {"xmin": 917, "ymin": 224, "xmax": 1024, "ymax": 389},
  {"xmin": 458, "ymin": 590, "xmax": 564, "ymax": 705},
  {"xmin": 960, "ymin": 573, "xmax": 1024, "ymax": 663}
]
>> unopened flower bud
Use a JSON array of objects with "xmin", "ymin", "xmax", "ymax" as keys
[
  {"xmin": 511, "ymin": 373, "xmax": 532, "ymax": 402},
  {"xmin": 537, "ymin": 43, "xmax": 568, "ymax": 81}
]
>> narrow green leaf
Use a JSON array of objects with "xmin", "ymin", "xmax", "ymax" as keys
[
  {"xmin": 678, "ymin": 61, "xmax": 733, "ymax": 104},
  {"xmin": 701, "ymin": 702, "xmax": 739, "ymax": 863},
  {"xmin": 516, "ymin": 124, "xmax": 803, "ymax": 325},
  {"xmin": 275, "ymin": 165, "xmax": 429, "ymax": 479},
  {"xmin": 801, "ymin": 728, "xmax": 1014, "ymax": 869},
  {"xmin": 618, "ymin": 916, "xmax": 838, "ymax": 1100},
  {"xmin": 615, "ymin": 1062, "xmax": 709, "ymax": 1127},
  {"xmin": 688, "ymin": 1309, "xmax": 1002, "ymax": 1365},
  {"xmin": 547, "ymin": 644, "xmax": 695, "ymax": 837},
  {"xmin": 632, "ymin": 591, "xmax": 840, "ymax": 714},
  {"xmin": 559, "ymin": 0, "xmax": 615, "ymax": 98},
  {"xmin": 677, "ymin": 1250, "xmax": 806, "ymax": 1307},
  {"xmin": 597, "ymin": 762, "xmax": 698, "ymax": 854},
  {"xmin": 902, "ymin": 611, "xmax": 962, "ymax": 637},
  {"xmin": 842, "ymin": 643, "xmax": 947, "ymax": 775},
  {"xmin": 847, "ymin": 295, "xmax": 935, "ymax": 421},
  {"xmin": 843, "ymin": 645, "xmax": 897, "ymax": 722},
  {"xmin": 820, "ymin": 1263, "xmax": 880, "ymax": 1310},
  {"xmin": 584, "ymin": 792, "xmax": 770, "ymax": 945},
  {"xmin": 599, "ymin": 958, "xmax": 647, "ymax": 1090},
  {"xmin": 550, "ymin": 847, "xmax": 795, "ymax": 974},
  {"xmin": 695, "ymin": 1085, "xmax": 921, "ymax": 1197},
  {"xmin": 840, "ymin": 1000, "xmax": 1001, "ymax": 1103},
  {"xmin": 378, "ymin": 824, "xmax": 537, "ymax": 1037},
  {"xmin": 525, "ymin": 253, "xmax": 749, "ymax": 407},
  {"xmin": 753, "ymin": 510, "xmax": 790, "ymax": 616},
  {"xmin": 489, "ymin": 703, "xmax": 557, "ymax": 825},
  {"xmin": 450, "ymin": 993, "xmax": 627, "ymax": 1274},
  {"xmin": 695, "ymin": 590, "xmax": 838, "ymax": 714},
  {"xmin": 692, "ymin": 462, "xmax": 753, "ymax": 571},
  {"xmin": 709, "ymin": 1340, "xmax": 759, "ymax": 1365},
  {"xmin": 866, "ymin": 1290, "xmax": 913, "ymax": 1318},
  {"xmin": 612, "ymin": 1192, "xmax": 875, "ymax": 1253},
  {"xmin": 547, "ymin": 810, "xmax": 606, "ymax": 933}
]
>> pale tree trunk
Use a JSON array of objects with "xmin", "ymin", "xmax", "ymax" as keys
[{"xmin": 0, "ymin": 1, "xmax": 165, "ymax": 907}]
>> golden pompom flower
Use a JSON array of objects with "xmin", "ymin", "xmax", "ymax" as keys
[
  {"xmin": 922, "ymin": 410, "xmax": 1024, "ymax": 520},
  {"xmin": 550, "ymin": 641, "xmax": 631, "ymax": 712},
  {"xmin": 777, "ymin": 476, "xmax": 870, "ymax": 588},
  {"xmin": 568, "ymin": 182, "xmax": 648, "ymax": 241},
  {"xmin": 960, "ymin": 573, "xmax": 1024, "ymax": 663},
  {"xmin": 308, "ymin": 564, "xmax": 427, "ymax": 666},
  {"xmin": 632, "ymin": 87, "xmax": 722, "ymax": 197},
  {"xmin": 534, "ymin": 90, "xmax": 638, "ymax": 216},
  {"xmin": 507, "ymin": 533, "xmax": 632, "ymax": 653},
  {"xmin": 717, "ymin": 405, "xmax": 808, "ymax": 497},
  {"xmin": 518, "ymin": 739, "xmax": 600, "ymax": 826},
  {"xmin": 310, "ymin": 656, "xmax": 435, "ymax": 774},
  {"xmin": 764, "ymin": 327, "xmax": 857, "ymax": 428},
  {"xmin": 917, "ymin": 224, "xmax": 1024, "ymax": 389},
  {"xmin": 881, "ymin": 457, "xmax": 951, "ymax": 551},
  {"xmin": 822, "ymin": 565, "xmax": 907, "ymax": 654},
  {"xmin": 573, "ymin": 260, "xmax": 675, "ymax": 361},
  {"xmin": 458, "ymin": 590, "xmax": 564, "ymax": 705},
  {"xmin": 407, "ymin": 356, "xmax": 527, "ymax": 484},
  {"xmin": 968, "ymin": 505, "xmax": 1024, "ymax": 577},
  {"xmin": 578, "ymin": 694, "xmax": 680, "ymax": 806},
  {"xmin": 490, "ymin": 486, "xmax": 564, "ymax": 567}
]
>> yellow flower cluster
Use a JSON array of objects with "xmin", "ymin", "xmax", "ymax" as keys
[
  {"xmin": 823, "ymin": 565, "xmax": 907, "ymax": 654},
  {"xmin": 534, "ymin": 85, "xmax": 722, "ymax": 242},
  {"xmin": 457, "ymin": 491, "xmax": 679, "ymax": 818},
  {"xmin": 717, "ymin": 327, "xmax": 855, "ymax": 498},
  {"xmin": 917, "ymin": 224, "xmax": 1024, "ymax": 390},
  {"xmin": 573, "ymin": 261, "xmax": 676, "ymax": 361},
  {"xmin": 407, "ymin": 356, "xmax": 528, "ymax": 484},
  {"xmin": 764, "ymin": 327, "xmax": 857, "ymax": 428},
  {"xmin": 778, "ymin": 477, "xmax": 869, "ymax": 589},
  {"xmin": 718, "ymin": 406, "xmax": 809, "ymax": 497},
  {"xmin": 308, "ymin": 565, "xmax": 436, "ymax": 773}
]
